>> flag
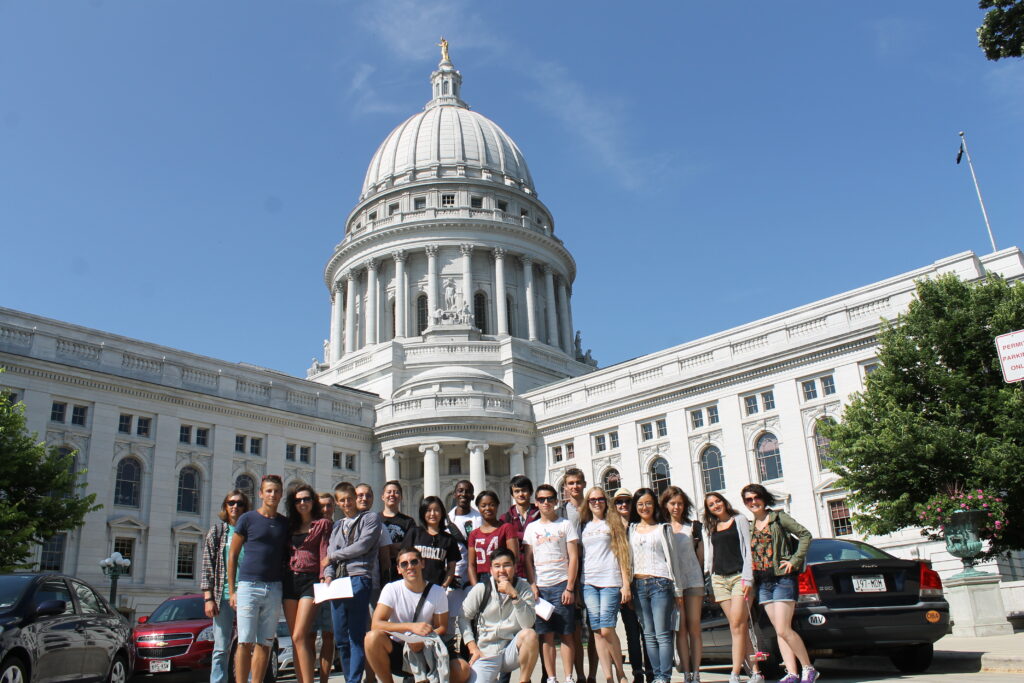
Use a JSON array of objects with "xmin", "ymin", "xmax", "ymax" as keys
[{"xmin": 956, "ymin": 141, "xmax": 964, "ymax": 165}]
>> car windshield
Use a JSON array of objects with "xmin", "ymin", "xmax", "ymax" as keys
[
  {"xmin": 806, "ymin": 539, "xmax": 895, "ymax": 564},
  {"xmin": 148, "ymin": 597, "xmax": 206, "ymax": 623},
  {"xmin": 277, "ymin": 620, "xmax": 291, "ymax": 638},
  {"xmin": 0, "ymin": 575, "xmax": 33, "ymax": 611}
]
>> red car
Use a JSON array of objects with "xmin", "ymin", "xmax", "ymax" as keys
[{"xmin": 132, "ymin": 593, "xmax": 213, "ymax": 676}]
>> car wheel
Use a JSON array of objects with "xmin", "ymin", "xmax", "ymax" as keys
[
  {"xmin": 889, "ymin": 643, "xmax": 934, "ymax": 673},
  {"xmin": 1, "ymin": 656, "xmax": 29, "ymax": 683},
  {"xmin": 107, "ymin": 654, "xmax": 129, "ymax": 683}
]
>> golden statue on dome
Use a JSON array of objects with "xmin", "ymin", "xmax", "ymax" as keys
[{"xmin": 438, "ymin": 37, "xmax": 450, "ymax": 63}]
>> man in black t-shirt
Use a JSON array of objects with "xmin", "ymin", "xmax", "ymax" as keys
[{"xmin": 380, "ymin": 480, "xmax": 416, "ymax": 584}]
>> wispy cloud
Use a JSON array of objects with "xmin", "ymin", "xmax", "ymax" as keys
[{"xmin": 345, "ymin": 62, "xmax": 407, "ymax": 116}]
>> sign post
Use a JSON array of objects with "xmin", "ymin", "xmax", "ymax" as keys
[{"xmin": 995, "ymin": 329, "xmax": 1024, "ymax": 383}]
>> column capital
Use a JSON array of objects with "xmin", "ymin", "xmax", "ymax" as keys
[
  {"xmin": 345, "ymin": 270, "xmax": 357, "ymax": 282},
  {"xmin": 507, "ymin": 443, "xmax": 529, "ymax": 456},
  {"xmin": 521, "ymin": 255, "xmax": 533, "ymax": 267},
  {"xmin": 425, "ymin": 244, "xmax": 439, "ymax": 258},
  {"xmin": 493, "ymin": 247, "xmax": 507, "ymax": 260},
  {"xmin": 466, "ymin": 441, "xmax": 489, "ymax": 453},
  {"xmin": 365, "ymin": 258, "xmax": 379, "ymax": 272},
  {"xmin": 418, "ymin": 443, "xmax": 442, "ymax": 454},
  {"xmin": 542, "ymin": 263, "xmax": 553, "ymax": 275},
  {"xmin": 392, "ymin": 250, "xmax": 407, "ymax": 263},
  {"xmin": 460, "ymin": 243, "xmax": 475, "ymax": 256},
  {"xmin": 381, "ymin": 449, "xmax": 396, "ymax": 460}
]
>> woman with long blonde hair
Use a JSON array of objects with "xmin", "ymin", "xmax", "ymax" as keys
[
  {"xmin": 660, "ymin": 486, "xmax": 706, "ymax": 683},
  {"xmin": 579, "ymin": 486, "xmax": 632, "ymax": 683}
]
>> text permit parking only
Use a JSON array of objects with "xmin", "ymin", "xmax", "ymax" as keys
[{"xmin": 995, "ymin": 328, "xmax": 1024, "ymax": 383}]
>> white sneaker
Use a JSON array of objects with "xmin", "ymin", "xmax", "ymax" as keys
[
  {"xmin": 749, "ymin": 674, "xmax": 766, "ymax": 683},
  {"xmin": 729, "ymin": 675, "xmax": 742, "ymax": 683},
  {"xmin": 547, "ymin": 678, "xmax": 559, "ymax": 683}
]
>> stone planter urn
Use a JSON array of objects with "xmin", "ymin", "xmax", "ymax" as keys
[{"xmin": 944, "ymin": 509, "xmax": 987, "ymax": 578}]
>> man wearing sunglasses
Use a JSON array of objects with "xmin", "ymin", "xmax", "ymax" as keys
[{"xmin": 365, "ymin": 548, "xmax": 471, "ymax": 683}]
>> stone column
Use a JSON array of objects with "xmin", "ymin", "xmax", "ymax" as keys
[
  {"xmin": 383, "ymin": 449, "xmax": 400, "ymax": 482},
  {"xmin": 365, "ymin": 259, "xmax": 379, "ymax": 345},
  {"xmin": 522, "ymin": 257, "xmax": 537, "ymax": 341},
  {"xmin": 330, "ymin": 282, "xmax": 344, "ymax": 363},
  {"xmin": 419, "ymin": 443, "xmax": 441, "ymax": 498},
  {"xmin": 494, "ymin": 248, "xmax": 508, "ymax": 336},
  {"xmin": 393, "ymin": 251, "xmax": 407, "ymax": 338},
  {"xmin": 344, "ymin": 271, "xmax": 357, "ymax": 353},
  {"xmin": 557, "ymin": 278, "xmax": 572, "ymax": 355},
  {"xmin": 543, "ymin": 265, "xmax": 559, "ymax": 348},
  {"xmin": 425, "ymin": 245, "xmax": 439, "ymax": 319},
  {"xmin": 460, "ymin": 243, "xmax": 474, "ymax": 317},
  {"xmin": 508, "ymin": 443, "xmax": 527, "ymax": 478},
  {"xmin": 468, "ymin": 441, "xmax": 488, "ymax": 494}
]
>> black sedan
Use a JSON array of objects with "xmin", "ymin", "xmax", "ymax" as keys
[
  {"xmin": 701, "ymin": 538, "xmax": 950, "ymax": 677},
  {"xmin": 0, "ymin": 573, "xmax": 134, "ymax": 683}
]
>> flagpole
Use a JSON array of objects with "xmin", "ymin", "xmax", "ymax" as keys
[{"xmin": 959, "ymin": 131, "xmax": 997, "ymax": 253}]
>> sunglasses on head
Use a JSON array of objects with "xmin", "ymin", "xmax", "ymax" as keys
[
  {"xmin": 535, "ymin": 495, "xmax": 557, "ymax": 504},
  {"xmin": 398, "ymin": 558, "xmax": 421, "ymax": 569}
]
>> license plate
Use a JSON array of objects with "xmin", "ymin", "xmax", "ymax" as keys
[
  {"xmin": 149, "ymin": 660, "xmax": 172, "ymax": 673},
  {"xmin": 852, "ymin": 574, "xmax": 886, "ymax": 592}
]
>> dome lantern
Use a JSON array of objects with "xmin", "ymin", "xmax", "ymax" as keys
[{"xmin": 428, "ymin": 37, "xmax": 466, "ymax": 110}]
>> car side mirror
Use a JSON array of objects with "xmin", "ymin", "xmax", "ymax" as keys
[
  {"xmin": 137, "ymin": 615, "xmax": 148, "ymax": 624},
  {"xmin": 35, "ymin": 600, "xmax": 67, "ymax": 617}
]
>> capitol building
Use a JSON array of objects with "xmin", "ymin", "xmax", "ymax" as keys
[{"xmin": 2, "ymin": 49, "xmax": 1022, "ymax": 614}]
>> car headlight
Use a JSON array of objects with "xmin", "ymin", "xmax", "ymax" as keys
[{"xmin": 197, "ymin": 626, "xmax": 215, "ymax": 642}]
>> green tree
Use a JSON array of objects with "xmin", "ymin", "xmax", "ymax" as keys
[
  {"xmin": 978, "ymin": 0, "xmax": 1024, "ymax": 60},
  {"xmin": 0, "ymin": 376, "xmax": 100, "ymax": 571},
  {"xmin": 823, "ymin": 274, "xmax": 1024, "ymax": 554}
]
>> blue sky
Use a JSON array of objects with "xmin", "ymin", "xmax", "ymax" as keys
[{"xmin": 2, "ymin": 1, "xmax": 1022, "ymax": 377}]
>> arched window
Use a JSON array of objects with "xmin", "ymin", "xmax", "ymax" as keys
[
  {"xmin": 700, "ymin": 445, "xmax": 726, "ymax": 492},
  {"xmin": 755, "ymin": 433, "xmax": 784, "ymax": 481},
  {"xmin": 442, "ymin": 81, "xmax": 450, "ymax": 95},
  {"xmin": 602, "ymin": 468, "xmax": 621, "ymax": 492},
  {"xmin": 649, "ymin": 457, "xmax": 671, "ymax": 497},
  {"xmin": 416, "ymin": 294, "xmax": 429, "ymax": 335},
  {"xmin": 474, "ymin": 292, "xmax": 488, "ymax": 334},
  {"xmin": 114, "ymin": 458, "xmax": 141, "ymax": 507},
  {"xmin": 177, "ymin": 466, "xmax": 201, "ymax": 513},
  {"xmin": 506, "ymin": 295, "xmax": 515, "ymax": 336},
  {"xmin": 815, "ymin": 418, "xmax": 836, "ymax": 469},
  {"xmin": 235, "ymin": 474, "xmax": 256, "ymax": 505}
]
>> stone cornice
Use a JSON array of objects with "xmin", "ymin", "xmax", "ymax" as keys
[{"xmin": 377, "ymin": 420, "xmax": 536, "ymax": 442}]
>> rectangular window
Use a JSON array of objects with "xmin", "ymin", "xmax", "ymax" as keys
[
  {"xmin": 179, "ymin": 425, "xmax": 192, "ymax": 444},
  {"xmin": 345, "ymin": 453, "xmax": 356, "ymax": 470},
  {"xmin": 441, "ymin": 193, "xmax": 455, "ymax": 207},
  {"xmin": 249, "ymin": 438, "xmax": 262, "ymax": 457},
  {"xmin": 176, "ymin": 542, "xmax": 196, "ymax": 580},
  {"xmin": 333, "ymin": 452, "xmax": 342, "ymax": 469},
  {"xmin": 195, "ymin": 428, "xmax": 209, "ymax": 447},
  {"xmin": 496, "ymin": 199, "xmax": 508, "ymax": 212},
  {"xmin": 448, "ymin": 458, "xmax": 462, "ymax": 475},
  {"xmin": 565, "ymin": 442, "xmax": 575, "ymax": 459},
  {"xmin": 388, "ymin": 202, "xmax": 399, "ymax": 216},
  {"xmin": 552, "ymin": 446, "xmax": 563, "ymax": 463},
  {"xmin": 829, "ymin": 499, "xmax": 853, "ymax": 536},
  {"xmin": 367, "ymin": 211, "xmax": 377, "ymax": 221},
  {"xmin": 50, "ymin": 402, "xmax": 67, "ymax": 423},
  {"xmin": 413, "ymin": 196, "xmax": 426, "ymax": 210},
  {"xmin": 4, "ymin": 391, "xmax": 19, "ymax": 404},
  {"xmin": 595, "ymin": 434, "xmax": 607, "ymax": 452},
  {"xmin": 234, "ymin": 435, "xmax": 246, "ymax": 453},
  {"xmin": 744, "ymin": 395, "xmax": 759, "ymax": 416},
  {"xmin": 299, "ymin": 446, "xmax": 311, "ymax": 464},
  {"xmin": 520, "ymin": 208, "xmax": 529, "ymax": 217},
  {"xmin": 285, "ymin": 444, "xmax": 296, "ymax": 461},
  {"xmin": 608, "ymin": 432, "xmax": 618, "ymax": 450},
  {"xmin": 39, "ymin": 533, "xmax": 66, "ymax": 572},
  {"xmin": 136, "ymin": 417, "xmax": 151, "ymax": 437},
  {"xmin": 863, "ymin": 363, "xmax": 879, "ymax": 376},
  {"xmin": 690, "ymin": 409, "xmax": 704, "ymax": 429},
  {"xmin": 118, "ymin": 414, "xmax": 133, "ymax": 434},
  {"xmin": 761, "ymin": 390, "xmax": 776, "ymax": 411},
  {"xmin": 71, "ymin": 405, "xmax": 88, "ymax": 426},
  {"xmin": 656, "ymin": 419, "xmax": 668, "ymax": 438},
  {"xmin": 707, "ymin": 405, "xmax": 720, "ymax": 424},
  {"xmin": 113, "ymin": 538, "xmax": 134, "ymax": 576},
  {"xmin": 802, "ymin": 380, "xmax": 818, "ymax": 401},
  {"xmin": 640, "ymin": 423, "xmax": 654, "ymax": 441},
  {"xmin": 470, "ymin": 196, "xmax": 483, "ymax": 209},
  {"xmin": 821, "ymin": 375, "xmax": 836, "ymax": 395}
]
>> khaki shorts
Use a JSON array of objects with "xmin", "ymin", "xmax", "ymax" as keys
[{"xmin": 711, "ymin": 573, "xmax": 746, "ymax": 602}]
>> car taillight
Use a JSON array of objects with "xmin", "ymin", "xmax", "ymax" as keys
[
  {"xmin": 919, "ymin": 562, "xmax": 943, "ymax": 598},
  {"xmin": 797, "ymin": 566, "xmax": 819, "ymax": 603}
]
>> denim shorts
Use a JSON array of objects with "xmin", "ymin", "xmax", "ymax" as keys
[
  {"xmin": 535, "ymin": 581, "xmax": 576, "ymax": 636},
  {"xmin": 236, "ymin": 580, "xmax": 283, "ymax": 644},
  {"xmin": 757, "ymin": 573, "xmax": 797, "ymax": 604},
  {"xmin": 582, "ymin": 584, "xmax": 621, "ymax": 630}
]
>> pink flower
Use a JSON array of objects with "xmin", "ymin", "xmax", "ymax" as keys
[
  {"xmin": 996, "ymin": 498, "xmax": 1002, "ymax": 502},
  {"xmin": 995, "ymin": 521, "xmax": 1002, "ymax": 528},
  {"xmin": 938, "ymin": 508, "xmax": 942, "ymax": 513},
  {"xmin": 961, "ymin": 503, "xmax": 968, "ymax": 508},
  {"xmin": 983, "ymin": 503, "xmax": 988, "ymax": 508}
]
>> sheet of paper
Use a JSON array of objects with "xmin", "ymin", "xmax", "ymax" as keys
[
  {"xmin": 313, "ymin": 578, "xmax": 353, "ymax": 603},
  {"xmin": 535, "ymin": 597, "xmax": 555, "ymax": 621},
  {"xmin": 391, "ymin": 632, "xmax": 433, "ymax": 644}
]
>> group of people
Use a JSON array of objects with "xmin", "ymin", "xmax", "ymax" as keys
[{"xmin": 198, "ymin": 469, "xmax": 819, "ymax": 683}]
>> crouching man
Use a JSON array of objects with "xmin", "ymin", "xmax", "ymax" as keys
[
  {"xmin": 364, "ymin": 547, "xmax": 471, "ymax": 683},
  {"xmin": 460, "ymin": 548, "xmax": 539, "ymax": 683}
]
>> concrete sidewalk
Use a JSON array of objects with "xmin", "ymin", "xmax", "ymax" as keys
[{"xmin": 932, "ymin": 631, "xmax": 1024, "ymax": 673}]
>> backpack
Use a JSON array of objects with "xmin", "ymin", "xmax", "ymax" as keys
[{"xmin": 469, "ymin": 579, "xmax": 494, "ymax": 641}]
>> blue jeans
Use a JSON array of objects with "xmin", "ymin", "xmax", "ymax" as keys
[
  {"xmin": 621, "ymin": 601, "xmax": 652, "ymax": 683},
  {"xmin": 211, "ymin": 598, "xmax": 235, "ymax": 683},
  {"xmin": 331, "ymin": 575, "xmax": 371, "ymax": 683},
  {"xmin": 632, "ymin": 577, "xmax": 675, "ymax": 682},
  {"xmin": 582, "ymin": 584, "xmax": 621, "ymax": 630}
]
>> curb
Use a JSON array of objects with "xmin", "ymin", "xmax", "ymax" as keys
[{"xmin": 934, "ymin": 650, "xmax": 1024, "ymax": 674}]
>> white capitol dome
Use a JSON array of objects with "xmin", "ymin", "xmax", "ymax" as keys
[{"xmin": 359, "ymin": 53, "xmax": 535, "ymax": 201}]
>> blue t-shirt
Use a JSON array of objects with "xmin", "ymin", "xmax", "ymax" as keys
[{"xmin": 235, "ymin": 510, "xmax": 289, "ymax": 582}]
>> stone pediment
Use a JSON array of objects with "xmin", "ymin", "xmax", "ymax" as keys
[
  {"xmin": 172, "ymin": 522, "xmax": 206, "ymax": 536},
  {"xmin": 107, "ymin": 515, "xmax": 148, "ymax": 531}
]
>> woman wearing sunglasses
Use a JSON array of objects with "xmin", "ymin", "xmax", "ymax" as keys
[
  {"xmin": 579, "ymin": 486, "xmax": 631, "ymax": 683},
  {"xmin": 284, "ymin": 482, "xmax": 332, "ymax": 683},
  {"xmin": 659, "ymin": 486, "xmax": 705, "ymax": 683},
  {"xmin": 200, "ymin": 488, "xmax": 250, "ymax": 683},
  {"xmin": 612, "ymin": 488, "xmax": 652, "ymax": 683},
  {"xmin": 741, "ymin": 484, "xmax": 816, "ymax": 683}
]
